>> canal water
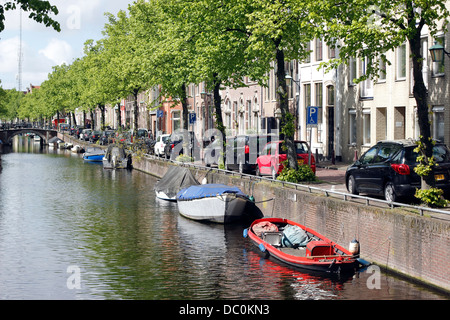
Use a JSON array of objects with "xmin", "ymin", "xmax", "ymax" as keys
[{"xmin": 0, "ymin": 137, "xmax": 447, "ymax": 300}]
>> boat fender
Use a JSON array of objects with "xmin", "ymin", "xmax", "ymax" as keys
[
  {"xmin": 243, "ymin": 228, "xmax": 248, "ymax": 238},
  {"xmin": 357, "ymin": 258, "xmax": 371, "ymax": 267},
  {"xmin": 258, "ymin": 243, "xmax": 266, "ymax": 253},
  {"xmin": 349, "ymin": 239, "xmax": 360, "ymax": 256}
]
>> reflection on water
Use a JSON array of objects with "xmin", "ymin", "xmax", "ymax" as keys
[{"xmin": 0, "ymin": 136, "xmax": 447, "ymax": 300}]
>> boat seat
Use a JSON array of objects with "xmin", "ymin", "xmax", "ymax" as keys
[
  {"xmin": 306, "ymin": 240, "xmax": 334, "ymax": 256},
  {"xmin": 262, "ymin": 231, "xmax": 283, "ymax": 247},
  {"xmin": 279, "ymin": 247, "xmax": 307, "ymax": 257}
]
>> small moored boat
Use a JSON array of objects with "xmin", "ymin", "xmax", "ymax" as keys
[
  {"xmin": 103, "ymin": 144, "xmax": 131, "ymax": 169},
  {"xmin": 83, "ymin": 147, "xmax": 105, "ymax": 162},
  {"xmin": 176, "ymin": 184, "xmax": 251, "ymax": 223},
  {"xmin": 155, "ymin": 166, "xmax": 199, "ymax": 201},
  {"xmin": 71, "ymin": 145, "xmax": 84, "ymax": 153},
  {"xmin": 244, "ymin": 217, "xmax": 365, "ymax": 273}
]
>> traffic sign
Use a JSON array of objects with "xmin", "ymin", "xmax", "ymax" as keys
[
  {"xmin": 189, "ymin": 113, "xmax": 196, "ymax": 124},
  {"xmin": 157, "ymin": 110, "xmax": 164, "ymax": 118},
  {"xmin": 307, "ymin": 106, "xmax": 319, "ymax": 126}
]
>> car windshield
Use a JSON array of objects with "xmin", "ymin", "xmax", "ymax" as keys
[
  {"xmin": 137, "ymin": 129, "xmax": 147, "ymax": 137},
  {"xmin": 404, "ymin": 145, "xmax": 450, "ymax": 164},
  {"xmin": 278, "ymin": 142, "xmax": 308, "ymax": 154}
]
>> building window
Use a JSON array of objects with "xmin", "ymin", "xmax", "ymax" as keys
[
  {"xmin": 315, "ymin": 38, "xmax": 323, "ymax": 61},
  {"xmin": 432, "ymin": 35, "xmax": 445, "ymax": 76},
  {"xmin": 233, "ymin": 102, "xmax": 238, "ymax": 130},
  {"xmin": 349, "ymin": 57, "xmax": 357, "ymax": 85},
  {"xmin": 397, "ymin": 43, "xmax": 407, "ymax": 80},
  {"xmin": 172, "ymin": 111, "xmax": 181, "ymax": 131},
  {"xmin": 315, "ymin": 83, "xmax": 323, "ymax": 107},
  {"xmin": 432, "ymin": 106, "xmax": 445, "ymax": 141},
  {"xmin": 304, "ymin": 41, "xmax": 311, "ymax": 63},
  {"xmin": 286, "ymin": 61, "xmax": 295, "ymax": 99},
  {"xmin": 315, "ymin": 82, "xmax": 323, "ymax": 124},
  {"xmin": 304, "ymin": 84, "xmax": 311, "ymax": 107},
  {"xmin": 246, "ymin": 100, "xmax": 252, "ymax": 132},
  {"xmin": 349, "ymin": 109, "xmax": 357, "ymax": 145},
  {"xmin": 328, "ymin": 42, "xmax": 336, "ymax": 59},
  {"xmin": 378, "ymin": 56, "xmax": 386, "ymax": 81},
  {"xmin": 361, "ymin": 57, "xmax": 373, "ymax": 98},
  {"xmin": 362, "ymin": 109, "xmax": 371, "ymax": 145},
  {"xmin": 327, "ymin": 85, "xmax": 335, "ymax": 106}
]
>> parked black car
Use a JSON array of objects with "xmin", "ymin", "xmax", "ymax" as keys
[
  {"xmin": 74, "ymin": 126, "xmax": 85, "ymax": 139},
  {"xmin": 99, "ymin": 130, "xmax": 116, "ymax": 145},
  {"xmin": 89, "ymin": 130, "xmax": 102, "ymax": 143},
  {"xmin": 345, "ymin": 139, "xmax": 450, "ymax": 202}
]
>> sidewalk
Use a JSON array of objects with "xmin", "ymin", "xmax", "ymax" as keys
[{"xmin": 315, "ymin": 160, "xmax": 351, "ymax": 184}]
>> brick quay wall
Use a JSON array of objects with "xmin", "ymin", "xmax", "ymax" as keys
[{"xmin": 132, "ymin": 155, "xmax": 450, "ymax": 293}]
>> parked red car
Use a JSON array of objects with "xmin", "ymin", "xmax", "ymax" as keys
[{"xmin": 256, "ymin": 140, "xmax": 316, "ymax": 179}]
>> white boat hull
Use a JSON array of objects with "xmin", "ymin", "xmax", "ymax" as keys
[
  {"xmin": 155, "ymin": 190, "xmax": 176, "ymax": 201},
  {"xmin": 177, "ymin": 194, "xmax": 248, "ymax": 223}
]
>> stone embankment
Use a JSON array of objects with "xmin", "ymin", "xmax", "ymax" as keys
[{"xmin": 133, "ymin": 154, "xmax": 450, "ymax": 294}]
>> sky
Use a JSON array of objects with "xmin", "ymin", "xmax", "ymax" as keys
[{"xmin": 0, "ymin": 0, "xmax": 135, "ymax": 91}]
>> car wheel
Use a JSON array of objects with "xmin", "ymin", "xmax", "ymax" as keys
[
  {"xmin": 384, "ymin": 182, "xmax": 397, "ymax": 202},
  {"xmin": 347, "ymin": 175, "xmax": 359, "ymax": 195}
]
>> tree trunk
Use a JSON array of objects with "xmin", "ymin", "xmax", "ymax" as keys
[
  {"xmin": 275, "ymin": 44, "xmax": 298, "ymax": 170},
  {"xmin": 133, "ymin": 88, "xmax": 140, "ymax": 133},
  {"xmin": 99, "ymin": 104, "xmax": 106, "ymax": 130},
  {"xmin": 212, "ymin": 73, "xmax": 226, "ymax": 140},
  {"xmin": 71, "ymin": 112, "xmax": 77, "ymax": 126},
  {"xmin": 117, "ymin": 103, "xmax": 122, "ymax": 130},
  {"xmin": 212, "ymin": 73, "xmax": 227, "ymax": 161},
  {"xmin": 90, "ymin": 109, "xmax": 95, "ymax": 130},
  {"xmin": 181, "ymin": 83, "xmax": 189, "ymax": 131},
  {"xmin": 410, "ymin": 28, "xmax": 435, "ymax": 189}
]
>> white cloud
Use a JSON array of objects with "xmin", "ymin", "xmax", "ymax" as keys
[
  {"xmin": 0, "ymin": 0, "xmax": 134, "ymax": 90},
  {"xmin": 0, "ymin": 37, "xmax": 20, "ymax": 73},
  {"xmin": 38, "ymin": 38, "xmax": 74, "ymax": 66}
]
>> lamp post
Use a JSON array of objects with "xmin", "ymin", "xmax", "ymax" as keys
[
  {"xmin": 429, "ymin": 41, "xmax": 449, "ymax": 63},
  {"xmin": 274, "ymin": 107, "xmax": 282, "ymax": 138}
]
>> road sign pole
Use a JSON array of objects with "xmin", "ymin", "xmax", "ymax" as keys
[{"xmin": 309, "ymin": 126, "xmax": 312, "ymax": 167}]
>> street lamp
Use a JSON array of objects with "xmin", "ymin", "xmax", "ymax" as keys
[
  {"xmin": 274, "ymin": 107, "xmax": 282, "ymax": 138},
  {"xmin": 429, "ymin": 41, "xmax": 450, "ymax": 63}
]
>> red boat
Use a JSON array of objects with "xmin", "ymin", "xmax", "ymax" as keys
[{"xmin": 244, "ymin": 218, "xmax": 362, "ymax": 274}]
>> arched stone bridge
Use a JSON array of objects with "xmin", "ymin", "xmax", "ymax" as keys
[{"xmin": 0, "ymin": 128, "xmax": 58, "ymax": 145}]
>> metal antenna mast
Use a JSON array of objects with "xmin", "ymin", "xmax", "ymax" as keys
[{"xmin": 17, "ymin": 8, "xmax": 23, "ymax": 92}]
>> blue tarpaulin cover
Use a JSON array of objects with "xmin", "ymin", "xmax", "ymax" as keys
[{"xmin": 177, "ymin": 184, "xmax": 246, "ymax": 201}]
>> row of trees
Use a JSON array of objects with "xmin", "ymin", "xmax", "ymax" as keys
[{"xmin": 1, "ymin": 0, "xmax": 449, "ymax": 196}]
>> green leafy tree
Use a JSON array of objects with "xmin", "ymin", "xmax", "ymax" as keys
[
  {"xmin": 0, "ymin": 0, "xmax": 60, "ymax": 33},
  {"xmin": 101, "ymin": 9, "xmax": 153, "ymax": 133},
  {"xmin": 314, "ymin": 0, "xmax": 449, "ymax": 196},
  {"xmin": 224, "ymin": 0, "xmax": 315, "ymax": 170}
]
